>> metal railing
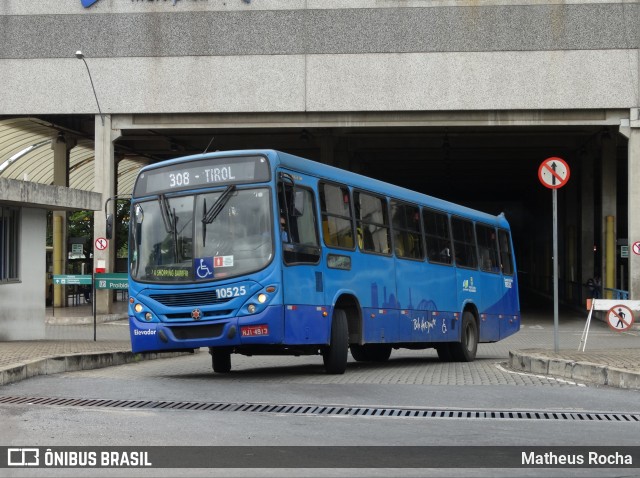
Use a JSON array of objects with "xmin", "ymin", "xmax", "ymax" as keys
[
  {"xmin": 603, "ymin": 288, "xmax": 629, "ymax": 300},
  {"xmin": 519, "ymin": 273, "xmax": 630, "ymax": 307}
]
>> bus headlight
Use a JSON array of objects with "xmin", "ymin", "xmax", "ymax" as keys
[
  {"xmin": 135, "ymin": 303, "xmax": 144, "ymax": 313},
  {"xmin": 238, "ymin": 286, "xmax": 278, "ymax": 317},
  {"xmin": 145, "ymin": 312, "xmax": 153, "ymax": 321}
]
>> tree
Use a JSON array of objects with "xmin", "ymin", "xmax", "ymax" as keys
[{"xmin": 65, "ymin": 200, "xmax": 130, "ymax": 259}]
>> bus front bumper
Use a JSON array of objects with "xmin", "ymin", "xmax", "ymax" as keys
[{"xmin": 129, "ymin": 305, "xmax": 285, "ymax": 353}]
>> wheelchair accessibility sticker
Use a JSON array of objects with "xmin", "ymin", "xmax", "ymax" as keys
[{"xmin": 195, "ymin": 257, "xmax": 214, "ymax": 279}]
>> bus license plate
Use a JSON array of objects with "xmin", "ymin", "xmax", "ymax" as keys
[{"xmin": 241, "ymin": 325, "xmax": 269, "ymax": 337}]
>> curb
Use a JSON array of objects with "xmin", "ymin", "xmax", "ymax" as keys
[
  {"xmin": 45, "ymin": 314, "xmax": 127, "ymax": 325},
  {"xmin": 0, "ymin": 350, "xmax": 198, "ymax": 386},
  {"xmin": 508, "ymin": 351, "xmax": 640, "ymax": 389}
]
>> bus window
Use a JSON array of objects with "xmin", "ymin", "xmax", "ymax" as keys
[
  {"xmin": 451, "ymin": 217, "xmax": 478, "ymax": 269},
  {"xmin": 319, "ymin": 182, "xmax": 354, "ymax": 249},
  {"xmin": 278, "ymin": 183, "xmax": 320, "ymax": 264},
  {"xmin": 390, "ymin": 200, "xmax": 423, "ymax": 260},
  {"xmin": 476, "ymin": 224, "xmax": 500, "ymax": 273},
  {"xmin": 354, "ymin": 191, "xmax": 391, "ymax": 255},
  {"xmin": 498, "ymin": 229, "xmax": 514, "ymax": 275},
  {"xmin": 423, "ymin": 209, "xmax": 452, "ymax": 265}
]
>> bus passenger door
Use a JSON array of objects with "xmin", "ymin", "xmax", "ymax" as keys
[
  {"xmin": 278, "ymin": 178, "xmax": 327, "ymax": 345},
  {"xmin": 497, "ymin": 229, "xmax": 520, "ymax": 339},
  {"xmin": 475, "ymin": 225, "xmax": 503, "ymax": 342}
]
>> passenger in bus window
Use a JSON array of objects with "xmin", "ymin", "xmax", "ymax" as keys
[
  {"xmin": 440, "ymin": 247, "xmax": 451, "ymax": 261},
  {"xmin": 280, "ymin": 216, "xmax": 289, "ymax": 242}
]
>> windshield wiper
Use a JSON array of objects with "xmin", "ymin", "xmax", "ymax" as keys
[
  {"xmin": 158, "ymin": 194, "xmax": 180, "ymax": 261},
  {"xmin": 202, "ymin": 185, "xmax": 236, "ymax": 247},
  {"xmin": 159, "ymin": 194, "xmax": 175, "ymax": 233}
]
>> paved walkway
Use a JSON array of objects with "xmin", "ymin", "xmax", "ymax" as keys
[{"xmin": 1, "ymin": 303, "xmax": 639, "ymax": 388}]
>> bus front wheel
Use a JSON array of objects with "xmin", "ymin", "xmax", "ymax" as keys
[
  {"xmin": 322, "ymin": 309, "xmax": 348, "ymax": 374},
  {"xmin": 450, "ymin": 311, "xmax": 478, "ymax": 362},
  {"xmin": 210, "ymin": 348, "xmax": 232, "ymax": 373}
]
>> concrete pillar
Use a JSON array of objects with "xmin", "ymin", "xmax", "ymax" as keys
[
  {"xmin": 563, "ymin": 155, "xmax": 578, "ymax": 302},
  {"xmin": 600, "ymin": 132, "xmax": 617, "ymax": 296},
  {"xmin": 580, "ymin": 149, "xmax": 595, "ymax": 302},
  {"xmin": 628, "ymin": 113, "xmax": 640, "ymax": 299},
  {"xmin": 51, "ymin": 135, "xmax": 69, "ymax": 307},
  {"xmin": 93, "ymin": 115, "xmax": 120, "ymax": 314}
]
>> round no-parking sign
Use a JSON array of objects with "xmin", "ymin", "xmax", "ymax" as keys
[
  {"xmin": 606, "ymin": 305, "xmax": 635, "ymax": 332},
  {"xmin": 95, "ymin": 237, "xmax": 108, "ymax": 251},
  {"xmin": 538, "ymin": 157, "xmax": 570, "ymax": 189}
]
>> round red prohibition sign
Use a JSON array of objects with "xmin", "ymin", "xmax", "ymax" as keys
[
  {"xmin": 95, "ymin": 237, "xmax": 108, "ymax": 251},
  {"xmin": 538, "ymin": 157, "xmax": 570, "ymax": 189},
  {"xmin": 633, "ymin": 241, "xmax": 640, "ymax": 256},
  {"xmin": 606, "ymin": 304, "xmax": 635, "ymax": 332}
]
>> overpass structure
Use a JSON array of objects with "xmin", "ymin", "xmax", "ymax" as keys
[{"xmin": 0, "ymin": 0, "xmax": 638, "ymax": 319}]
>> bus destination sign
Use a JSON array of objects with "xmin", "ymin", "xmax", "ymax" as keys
[{"xmin": 134, "ymin": 155, "xmax": 270, "ymax": 196}]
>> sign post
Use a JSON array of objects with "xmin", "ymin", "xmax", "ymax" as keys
[
  {"xmin": 92, "ymin": 237, "xmax": 108, "ymax": 341},
  {"xmin": 580, "ymin": 299, "xmax": 639, "ymax": 350},
  {"xmin": 538, "ymin": 157, "xmax": 570, "ymax": 353}
]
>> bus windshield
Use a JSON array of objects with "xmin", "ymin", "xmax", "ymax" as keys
[{"xmin": 131, "ymin": 187, "xmax": 273, "ymax": 283}]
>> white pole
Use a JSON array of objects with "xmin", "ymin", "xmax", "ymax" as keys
[{"xmin": 553, "ymin": 188, "xmax": 559, "ymax": 352}]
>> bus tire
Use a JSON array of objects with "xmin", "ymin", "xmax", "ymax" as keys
[
  {"xmin": 211, "ymin": 350, "xmax": 232, "ymax": 373},
  {"xmin": 323, "ymin": 309, "xmax": 348, "ymax": 374},
  {"xmin": 450, "ymin": 311, "xmax": 478, "ymax": 362}
]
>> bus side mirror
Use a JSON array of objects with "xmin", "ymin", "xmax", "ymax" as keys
[{"xmin": 106, "ymin": 214, "xmax": 114, "ymax": 239}]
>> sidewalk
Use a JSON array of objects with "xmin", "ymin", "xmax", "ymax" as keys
[
  {"xmin": 508, "ymin": 348, "xmax": 640, "ymax": 389},
  {"xmin": 1, "ymin": 302, "xmax": 192, "ymax": 386},
  {"xmin": 1, "ymin": 304, "xmax": 639, "ymax": 388}
]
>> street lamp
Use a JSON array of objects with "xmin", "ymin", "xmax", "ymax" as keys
[{"xmin": 75, "ymin": 50, "xmax": 105, "ymax": 126}]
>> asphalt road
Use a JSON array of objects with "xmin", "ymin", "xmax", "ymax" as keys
[{"xmin": 1, "ymin": 310, "xmax": 639, "ymax": 478}]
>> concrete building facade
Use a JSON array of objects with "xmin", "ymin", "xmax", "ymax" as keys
[
  {"xmin": 0, "ymin": 178, "xmax": 101, "ymax": 339},
  {"xmin": 0, "ymin": 1, "xmax": 639, "ymax": 320}
]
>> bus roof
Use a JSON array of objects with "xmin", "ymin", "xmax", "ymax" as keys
[{"xmin": 139, "ymin": 149, "xmax": 510, "ymax": 229}]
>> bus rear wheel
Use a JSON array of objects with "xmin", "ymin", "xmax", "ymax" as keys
[
  {"xmin": 350, "ymin": 344, "xmax": 392, "ymax": 362},
  {"xmin": 322, "ymin": 309, "xmax": 348, "ymax": 374},
  {"xmin": 210, "ymin": 348, "xmax": 232, "ymax": 373},
  {"xmin": 450, "ymin": 311, "xmax": 478, "ymax": 362}
]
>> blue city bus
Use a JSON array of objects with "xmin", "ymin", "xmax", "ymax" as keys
[{"xmin": 128, "ymin": 149, "xmax": 520, "ymax": 374}]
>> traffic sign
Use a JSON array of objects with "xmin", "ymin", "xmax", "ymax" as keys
[
  {"xmin": 95, "ymin": 237, "xmax": 108, "ymax": 250},
  {"xmin": 53, "ymin": 274, "xmax": 92, "ymax": 285},
  {"xmin": 538, "ymin": 157, "xmax": 570, "ymax": 189},
  {"xmin": 94, "ymin": 273, "xmax": 128, "ymax": 290},
  {"xmin": 633, "ymin": 241, "xmax": 640, "ymax": 256},
  {"xmin": 606, "ymin": 304, "xmax": 635, "ymax": 332}
]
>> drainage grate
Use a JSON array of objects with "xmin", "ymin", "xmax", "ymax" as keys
[{"xmin": 0, "ymin": 395, "xmax": 638, "ymax": 422}]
